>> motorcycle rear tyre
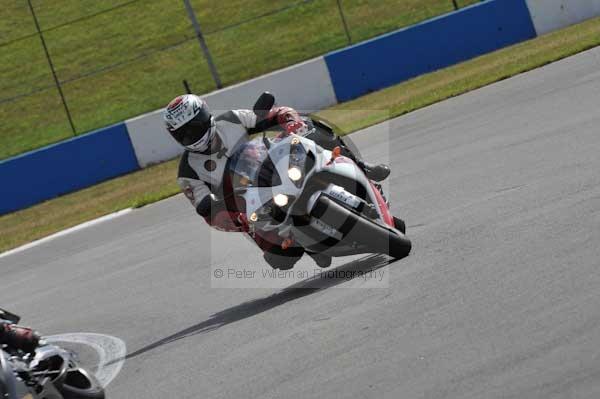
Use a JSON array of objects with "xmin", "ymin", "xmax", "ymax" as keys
[
  {"xmin": 313, "ymin": 196, "xmax": 412, "ymax": 259},
  {"xmin": 59, "ymin": 367, "xmax": 105, "ymax": 399}
]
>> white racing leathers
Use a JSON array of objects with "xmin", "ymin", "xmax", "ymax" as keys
[{"xmin": 177, "ymin": 109, "xmax": 259, "ymax": 212}]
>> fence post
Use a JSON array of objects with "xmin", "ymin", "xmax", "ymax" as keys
[
  {"xmin": 183, "ymin": 0, "xmax": 222, "ymax": 89},
  {"xmin": 335, "ymin": 0, "xmax": 352, "ymax": 45},
  {"xmin": 183, "ymin": 79, "xmax": 192, "ymax": 94},
  {"xmin": 27, "ymin": 0, "xmax": 77, "ymax": 136}
]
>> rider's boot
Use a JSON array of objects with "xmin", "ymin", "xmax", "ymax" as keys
[
  {"xmin": 393, "ymin": 216, "xmax": 406, "ymax": 234},
  {"xmin": 1, "ymin": 324, "xmax": 40, "ymax": 354},
  {"xmin": 263, "ymin": 251, "xmax": 302, "ymax": 270},
  {"xmin": 309, "ymin": 131, "xmax": 390, "ymax": 182},
  {"xmin": 357, "ymin": 160, "xmax": 391, "ymax": 182},
  {"xmin": 307, "ymin": 252, "xmax": 332, "ymax": 268}
]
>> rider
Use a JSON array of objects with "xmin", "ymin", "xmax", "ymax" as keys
[
  {"xmin": 164, "ymin": 94, "xmax": 391, "ymax": 270},
  {"xmin": 0, "ymin": 319, "xmax": 40, "ymax": 354}
]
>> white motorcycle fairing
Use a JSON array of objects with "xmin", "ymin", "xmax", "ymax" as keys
[{"xmin": 227, "ymin": 132, "xmax": 411, "ymax": 260}]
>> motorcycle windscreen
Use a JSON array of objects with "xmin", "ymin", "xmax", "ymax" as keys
[{"xmin": 227, "ymin": 139, "xmax": 281, "ymax": 188}]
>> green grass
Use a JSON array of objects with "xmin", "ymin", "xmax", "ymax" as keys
[
  {"xmin": 2, "ymin": 12, "xmax": 599, "ymax": 254},
  {"xmin": 0, "ymin": 0, "xmax": 477, "ymax": 160}
]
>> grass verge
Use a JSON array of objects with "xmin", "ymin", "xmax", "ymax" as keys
[
  {"xmin": 1, "ymin": 16, "xmax": 600, "ymax": 253},
  {"xmin": 0, "ymin": 0, "xmax": 477, "ymax": 160}
]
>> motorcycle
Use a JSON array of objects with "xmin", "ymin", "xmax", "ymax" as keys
[
  {"xmin": 224, "ymin": 93, "xmax": 412, "ymax": 265},
  {"xmin": 0, "ymin": 308, "xmax": 105, "ymax": 399}
]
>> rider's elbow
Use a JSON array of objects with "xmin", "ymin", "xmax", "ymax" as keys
[{"xmin": 196, "ymin": 195, "xmax": 212, "ymax": 217}]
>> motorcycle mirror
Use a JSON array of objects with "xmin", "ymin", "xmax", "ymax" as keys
[
  {"xmin": 253, "ymin": 92, "xmax": 275, "ymax": 119},
  {"xmin": 0, "ymin": 308, "xmax": 20, "ymax": 324}
]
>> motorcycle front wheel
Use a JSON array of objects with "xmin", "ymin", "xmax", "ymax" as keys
[{"xmin": 58, "ymin": 367, "xmax": 105, "ymax": 399}]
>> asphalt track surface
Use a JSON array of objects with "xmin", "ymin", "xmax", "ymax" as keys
[{"xmin": 2, "ymin": 47, "xmax": 600, "ymax": 399}]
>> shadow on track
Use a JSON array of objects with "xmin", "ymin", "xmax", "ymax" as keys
[{"xmin": 121, "ymin": 254, "xmax": 393, "ymax": 362}]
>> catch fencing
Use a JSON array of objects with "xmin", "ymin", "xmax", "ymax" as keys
[
  {"xmin": 3, "ymin": 0, "xmax": 598, "ymax": 214},
  {"xmin": 0, "ymin": 0, "xmax": 479, "ymax": 160}
]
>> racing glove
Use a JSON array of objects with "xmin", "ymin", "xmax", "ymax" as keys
[
  {"xmin": 0, "ymin": 323, "xmax": 40, "ymax": 354},
  {"xmin": 196, "ymin": 196, "xmax": 249, "ymax": 232},
  {"xmin": 262, "ymin": 106, "xmax": 307, "ymax": 136},
  {"xmin": 209, "ymin": 210, "xmax": 249, "ymax": 232},
  {"xmin": 282, "ymin": 120, "xmax": 308, "ymax": 136}
]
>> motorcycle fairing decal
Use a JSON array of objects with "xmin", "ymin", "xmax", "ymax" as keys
[
  {"xmin": 323, "ymin": 184, "xmax": 362, "ymax": 210},
  {"xmin": 310, "ymin": 217, "xmax": 343, "ymax": 240},
  {"xmin": 333, "ymin": 156, "xmax": 353, "ymax": 164}
]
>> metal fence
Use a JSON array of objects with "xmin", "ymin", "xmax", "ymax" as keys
[{"xmin": 0, "ymin": 0, "xmax": 479, "ymax": 159}]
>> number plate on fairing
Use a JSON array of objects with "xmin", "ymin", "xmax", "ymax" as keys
[
  {"xmin": 327, "ymin": 185, "xmax": 361, "ymax": 209},
  {"xmin": 310, "ymin": 217, "xmax": 342, "ymax": 239}
]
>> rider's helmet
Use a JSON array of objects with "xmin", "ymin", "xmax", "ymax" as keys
[{"xmin": 164, "ymin": 94, "xmax": 216, "ymax": 152}]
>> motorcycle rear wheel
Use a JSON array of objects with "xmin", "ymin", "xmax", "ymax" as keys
[
  {"xmin": 59, "ymin": 367, "xmax": 105, "ymax": 399},
  {"xmin": 312, "ymin": 196, "xmax": 412, "ymax": 259}
]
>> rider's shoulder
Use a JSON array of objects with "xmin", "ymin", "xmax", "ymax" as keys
[
  {"xmin": 214, "ymin": 110, "xmax": 242, "ymax": 124},
  {"xmin": 215, "ymin": 109, "xmax": 255, "ymax": 126}
]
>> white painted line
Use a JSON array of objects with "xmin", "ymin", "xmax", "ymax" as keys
[
  {"xmin": 45, "ymin": 333, "xmax": 127, "ymax": 388},
  {"xmin": 0, "ymin": 208, "xmax": 133, "ymax": 259}
]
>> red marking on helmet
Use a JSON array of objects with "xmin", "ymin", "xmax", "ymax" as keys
[{"xmin": 167, "ymin": 96, "xmax": 184, "ymax": 110}]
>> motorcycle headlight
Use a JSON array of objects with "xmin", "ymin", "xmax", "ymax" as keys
[
  {"xmin": 250, "ymin": 194, "xmax": 294, "ymax": 226},
  {"xmin": 273, "ymin": 194, "xmax": 289, "ymax": 207},
  {"xmin": 287, "ymin": 167, "xmax": 302, "ymax": 181},
  {"xmin": 289, "ymin": 140, "xmax": 309, "ymax": 187}
]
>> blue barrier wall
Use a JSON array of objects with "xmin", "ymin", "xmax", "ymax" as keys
[
  {"xmin": 0, "ymin": 123, "xmax": 139, "ymax": 215},
  {"xmin": 324, "ymin": 0, "xmax": 537, "ymax": 102},
  {"xmin": 0, "ymin": 0, "xmax": 540, "ymax": 216}
]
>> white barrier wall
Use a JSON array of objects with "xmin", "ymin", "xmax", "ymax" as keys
[
  {"xmin": 125, "ymin": 110, "xmax": 182, "ymax": 168},
  {"xmin": 126, "ymin": 56, "xmax": 338, "ymax": 168},
  {"xmin": 525, "ymin": 0, "xmax": 600, "ymax": 35}
]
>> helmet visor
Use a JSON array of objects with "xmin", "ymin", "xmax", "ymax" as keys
[{"xmin": 170, "ymin": 107, "xmax": 212, "ymax": 147}]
